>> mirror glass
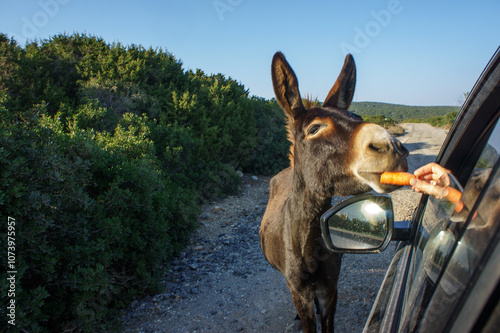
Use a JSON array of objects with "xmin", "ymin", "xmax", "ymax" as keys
[{"xmin": 327, "ymin": 199, "xmax": 389, "ymax": 250}]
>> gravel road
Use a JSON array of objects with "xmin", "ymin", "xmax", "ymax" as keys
[{"xmin": 122, "ymin": 123, "xmax": 448, "ymax": 333}]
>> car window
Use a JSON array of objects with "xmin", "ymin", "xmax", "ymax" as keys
[
  {"xmin": 399, "ymin": 119, "xmax": 500, "ymax": 332},
  {"xmin": 418, "ymin": 160, "xmax": 500, "ymax": 332}
]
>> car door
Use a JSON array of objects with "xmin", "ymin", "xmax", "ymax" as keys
[
  {"xmin": 398, "ymin": 122, "xmax": 500, "ymax": 333},
  {"xmin": 364, "ymin": 46, "xmax": 500, "ymax": 333}
]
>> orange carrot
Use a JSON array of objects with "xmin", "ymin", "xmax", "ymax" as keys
[
  {"xmin": 380, "ymin": 172, "xmax": 416, "ymax": 186},
  {"xmin": 381, "ymin": 172, "xmax": 464, "ymax": 212},
  {"xmin": 445, "ymin": 187, "xmax": 464, "ymax": 213}
]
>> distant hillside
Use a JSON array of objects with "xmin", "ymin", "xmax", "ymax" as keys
[{"xmin": 349, "ymin": 101, "xmax": 460, "ymax": 121}]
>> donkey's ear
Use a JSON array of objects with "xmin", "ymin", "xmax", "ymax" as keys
[
  {"xmin": 272, "ymin": 52, "xmax": 306, "ymax": 119},
  {"xmin": 323, "ymin": 54, "xmax": 356, "ymax": 111}
]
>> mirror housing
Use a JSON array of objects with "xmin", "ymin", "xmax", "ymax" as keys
[{"xmin": 320, "ymin": 193, "xmax": 409, "ymax": 253}]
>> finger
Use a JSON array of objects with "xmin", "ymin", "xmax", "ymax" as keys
[
  {"xmin": 414, "ymin": 163, "xmax": 451, "ymax": 180},
  {"xmin": 414, "ymin": 162, "xmax": 440, "ymax": 177},
  {"xmin": 411, "ymin": 179, "xmax": 448, "ymax": 199},
  {"xmin": 430, "ymin": 163, "xmax": 451, "ymax": 176},
  {"xmin": 429, "ymin": 164, "xmax": 452, "ymax": 184},
  {"xmin": 438, "ymin": 173, "xmax": 451, "ymax": 187}
]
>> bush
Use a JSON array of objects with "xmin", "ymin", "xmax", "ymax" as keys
[
  {"xmin": 0, "ymin": 33, "xmax": 291, "ymax": 331},
  {"xmin": 362, "ymin": 115, "xmax": 406, "ymax": 136},
  {"xmin": 406, "ymin": 111, "xmax": 458, "ymax": 128},
  {"xmin": 241, "ymin": 97, "xmax": 290, "ymax": 175},
  {"xmin": 0, "ymin": 102, "xmax": 197, "ymax": 332},
  {"xmin": 362, "ymin": 114, "xmax": 397, "ymax": 128},
  {"xmin": 387, "ymin": 125, "xmax": 405, "ymax": 136}
]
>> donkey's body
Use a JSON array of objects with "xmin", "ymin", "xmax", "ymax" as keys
[{"xmin": 260, "ymin": 52, "xmax": 408, "ymax": 333}]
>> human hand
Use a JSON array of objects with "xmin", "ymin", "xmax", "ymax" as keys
[{"xmin": 410, "ymin": 163, "xmax": 452, "ymax": 199}]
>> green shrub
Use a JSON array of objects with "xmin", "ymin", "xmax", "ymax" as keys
[
  {"xmin": 361, "ymin": 114, "xmax": 397, "ymax": 128},
  {"xmin": 0, "ymin": 102, "xmax": 197, "ymax": 332},
  {"xmin": 387, "ymin": 125, "xmax": 406, "ymax": 137},
  {"xmin": 241, "ymin": 97, "xmax": 290, "ymax": 175},
  {"xmin": 349, "ymin": 101, "xmax": 459, "ymax": 121},
  {"xmin": 362, "ymin": 115, "xmax": 406, "ymax": 136},
  {"xmin": 0, "ymin": 33, "xmax": 291, "ymax": 331},
  {"xmin": 406, "ymin": 111, "xmax": 458, "ymax": 128}
]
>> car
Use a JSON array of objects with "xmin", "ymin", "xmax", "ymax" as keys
[{"xmin": 320, "ymin": 46, "xmax": 500, "ymax": 333}]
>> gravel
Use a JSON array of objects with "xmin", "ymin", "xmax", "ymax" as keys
[{"xmin": 121, "ymin": 124, "xmax": 447, "ymax": 333}]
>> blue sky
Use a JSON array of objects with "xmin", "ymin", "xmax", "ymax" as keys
[{"xmin": 1, "ymin": 0, "xmax": 499, "ymax": 106}]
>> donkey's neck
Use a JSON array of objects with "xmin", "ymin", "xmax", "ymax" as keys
[
  {"xmin": 286, "ymin": 173, "xmax": 333, "ymax": 240},
  {"xmin": 288, "ymin": 170, "xmax": 333, "ymax": 219},
  {"xmin": 284, "ymin": 177, "xmax": 333, "ymax": 268},
  {"xmin": 288, "ymin": 186, "xmax": 332, "ymax": 223}
]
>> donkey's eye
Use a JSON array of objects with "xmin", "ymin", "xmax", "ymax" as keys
[{"xmin": 308, "ymin": 124, "xmax": 322, "ymax": 135}]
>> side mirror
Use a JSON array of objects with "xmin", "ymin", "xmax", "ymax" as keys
[{"xmin": 320, "ymin": 193, "xmax": 406, "ymax": 253}]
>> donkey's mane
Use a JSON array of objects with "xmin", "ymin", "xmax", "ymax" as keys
[
  {"xmin": 303, "ymin": 94, "xmax": 320, "ymax": 109},
  {"xmin": 285, "ymin": 115, "xmax": 296, "ymax": 168}
]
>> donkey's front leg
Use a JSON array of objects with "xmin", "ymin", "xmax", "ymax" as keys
[
  {"xmin": 316, "ymin": 287, "xmax": 338, "ymax": 333},
  {"xmin": 290, "ymin": 289, "xmax": 316, "ymax": 333}
]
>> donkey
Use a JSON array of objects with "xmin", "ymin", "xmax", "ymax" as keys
[{"xmin": 259, "ymin": 52, "xmax": 409, "ymax": 333}]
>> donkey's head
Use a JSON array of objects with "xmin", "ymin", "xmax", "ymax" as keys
[{"xmin": 272, "ymin": 52, "xmax": 408, "ymax": 197}]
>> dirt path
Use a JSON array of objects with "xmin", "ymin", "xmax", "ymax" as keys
[
  {"xmin": 398, "ymin": 123, "xmax": 448, "ymax": 173},
  {"xmin": 122, "ymin": 123, "xmax": 448, "ymax": 333}
]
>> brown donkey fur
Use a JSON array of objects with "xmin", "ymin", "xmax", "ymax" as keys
[{"xmin": 259, "ymin": 52, "xmax": 409, "ymax": 332}]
